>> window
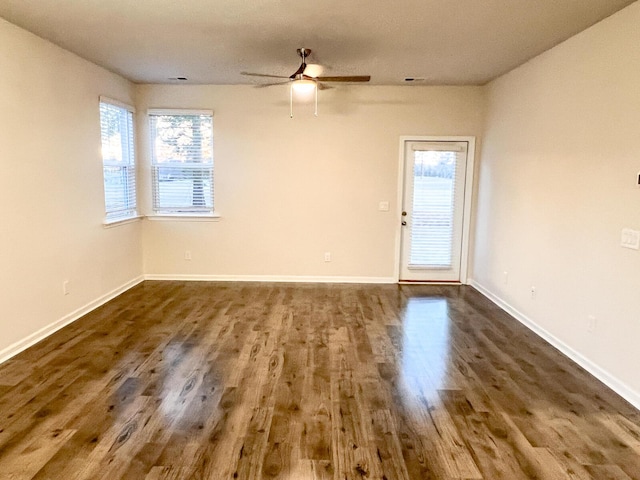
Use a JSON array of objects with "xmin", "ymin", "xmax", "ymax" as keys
[
  {"xmin": 99, "ymin": 98, "xmax": 137, "ymax": 222},
  {"xmin": 149, "ymin": 110, "xmax": 214, "ymax": 215}
]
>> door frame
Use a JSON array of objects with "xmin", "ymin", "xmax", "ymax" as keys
[{"xmin": 394, "ymin": 135, "xmax": 476, "ymax": 284}]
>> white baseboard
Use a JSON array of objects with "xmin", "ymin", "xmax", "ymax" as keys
[
  {"xmin": 144, "ymin": 274, "xmax": 396, "ymax": 284},
  {"xmin": 0, "ymin": 276, "xmax": 144, "ymax": 365},
  {"xmin": 469, "ymin": 279, "xmax": 640, "ymax": 411}
]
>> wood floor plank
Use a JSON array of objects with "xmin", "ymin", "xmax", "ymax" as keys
[
  {"xmin": 0, "ymin": 428, "xmax": 76, "ymax": 479},
  {"xmin": 370, "ymin": 409, "xmax": 411, "ymax": 480},
  {"xmin": 0, "ymin": 282, "xmax": 639, "ymax": 479},
  {"xmin": 584, "ymin": 464, "xmax": 635, "ymax": 480}
]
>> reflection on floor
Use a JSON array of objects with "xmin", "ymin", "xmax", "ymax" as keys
[{"xmin": 401, "ymin": 298, "xmax": 450, "ymax": 402}]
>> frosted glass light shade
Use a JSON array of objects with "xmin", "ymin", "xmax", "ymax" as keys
[
  {"xmin": 303, "ymin": 64, "xmax": 324, "ymax": 78},
  {"xmin": 291, "ymin": 79, "xmax": 316, "ymax": 99}
]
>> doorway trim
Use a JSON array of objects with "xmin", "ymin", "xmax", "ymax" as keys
[{"xmin": 394, "ymin": 135, "xmax": 476, "ymax": 284}]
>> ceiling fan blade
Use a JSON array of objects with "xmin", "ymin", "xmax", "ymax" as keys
[
  {"xmin": 316, "ymin": 75, "xmax": 371, "ymax": 82},
  {"xmin": 241, "ymin": 72, "xmax": 289, "ymax": 79},
  {"xmin": 254, "ymin": 81, "xmax": 290, "ymax": 88}
]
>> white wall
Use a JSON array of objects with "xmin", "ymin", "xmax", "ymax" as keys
[
  {"xmin": 0, "ymin": 19, "xmax": 143, "ymax": 358},
  {"xmin": 473, "ymin": 3, "xmax": 640, "ymax": 402},
  {"xmin": 137, "ymin": 84, "xmax": 485, "ymax": 280}
]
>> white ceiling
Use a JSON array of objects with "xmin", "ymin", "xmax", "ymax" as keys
[{"xmin": 0, "ymin": 0, "xmax": 635, "ymax": 85}]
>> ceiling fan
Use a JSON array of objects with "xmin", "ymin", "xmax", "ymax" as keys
[
  {"xmin": 241, "ymin": 48, "xmax": 371, "ymax": 90},
  {"xmin": 241, "ymin": 48, "xmax": 370, "ymax": 117}
]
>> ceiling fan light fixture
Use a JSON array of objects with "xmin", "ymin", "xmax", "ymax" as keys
[
  {"xmin": 291, "ymin": 78, "xmax": 316, "ymax": 96},
  {"xmin": 303, "ymin": 63, "xmax": 324, "ymax": 78},
  {"xmin": 290, "ymin": 79, "xmax": 318, "ymax": 118}
]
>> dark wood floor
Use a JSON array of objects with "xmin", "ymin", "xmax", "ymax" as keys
[{"xmin": 0, "ymin": 282, "xmax": 639, "ymax": 479}]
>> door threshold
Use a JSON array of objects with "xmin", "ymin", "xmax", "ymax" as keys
[{"xmin": 399, "ymin": 280, "xmax": 462, "ymax": 285}]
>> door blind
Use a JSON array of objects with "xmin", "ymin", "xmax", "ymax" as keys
[{"xmin": 409, "ymin": 145, "xmax": 467, "ymax": 268}]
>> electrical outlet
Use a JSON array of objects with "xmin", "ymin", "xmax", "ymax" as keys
[
  {"xmin": 324, "ymin": 252, "xmax": 331, "ymax": 262},
  {"xmin": 63, "ymin": 280, "xmax": 70, "ymax": 296},
  {"xmin": 587, "ymin": 315, "xmax": 597, "ymax": 333},
  {"xmin": 621, "ymin": 228, "xmax": 640, "ymax": 250},
  {"xmin": 530, "ymin": 286, "xmax": 536, "ymax": 300},
  {"xmin": 378, "ymin": 201, "xmax": 390, "ymax": 212},
  {"xmin": 184, "ymin": 250, "xmax": 192, "ymax": 261},
  {"xmin": 503, "ymin": 271, "xmax": 509, "ymax": 285}
]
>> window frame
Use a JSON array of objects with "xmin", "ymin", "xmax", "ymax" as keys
[
  {"xmin": 99, "ymin": 96, "xmax": 138, "ymax": 225},
  {"xmin": 148, "ymin": 109, "xmax": 215, "ymax": 218}
]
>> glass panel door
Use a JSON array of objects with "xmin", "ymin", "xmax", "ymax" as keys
[{"xmin": 400, "ymin": 141, "xmax": 468, "ymax": 282}]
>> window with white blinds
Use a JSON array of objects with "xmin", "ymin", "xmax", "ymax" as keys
[
  {"xmin": 409, "ymin": 145, "xmax": 465, "ymax": 268},
  {"xmin": 99, "ymin": 98, "xmax": 137, "ymax": 222},
  {"xmin": 149, "ymin": 110, "xmax": 214, "ymax": 215}
]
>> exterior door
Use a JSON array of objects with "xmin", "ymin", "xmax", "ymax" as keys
[{"xmin": 399, "ymin": 140, "xmax": 469, "ymax": 282}]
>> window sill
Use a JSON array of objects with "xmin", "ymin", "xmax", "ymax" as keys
[
  {"xmin": 103, "ymin": 216, "xmax": 143, "ymax": 228},
  {"xmin": 145, "ymin": 213, "xmax": 221, "ymax": 222}
]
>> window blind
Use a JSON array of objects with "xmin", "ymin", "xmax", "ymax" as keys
[
  {"xmin": 99, "ymin": 99, "xmax": 136, "ymax": 221},
  {"xmin": 149, "ymin": 111, "xmax": 214, "ymax": 215}
]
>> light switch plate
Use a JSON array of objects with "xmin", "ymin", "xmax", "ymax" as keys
[
  {"xmin": 621, "ymin": 228, "xmax": 640, "ymax": 250},
  {"xmin": 378, "ymin": 201, "xmax": 390, "ymax": 211}
]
